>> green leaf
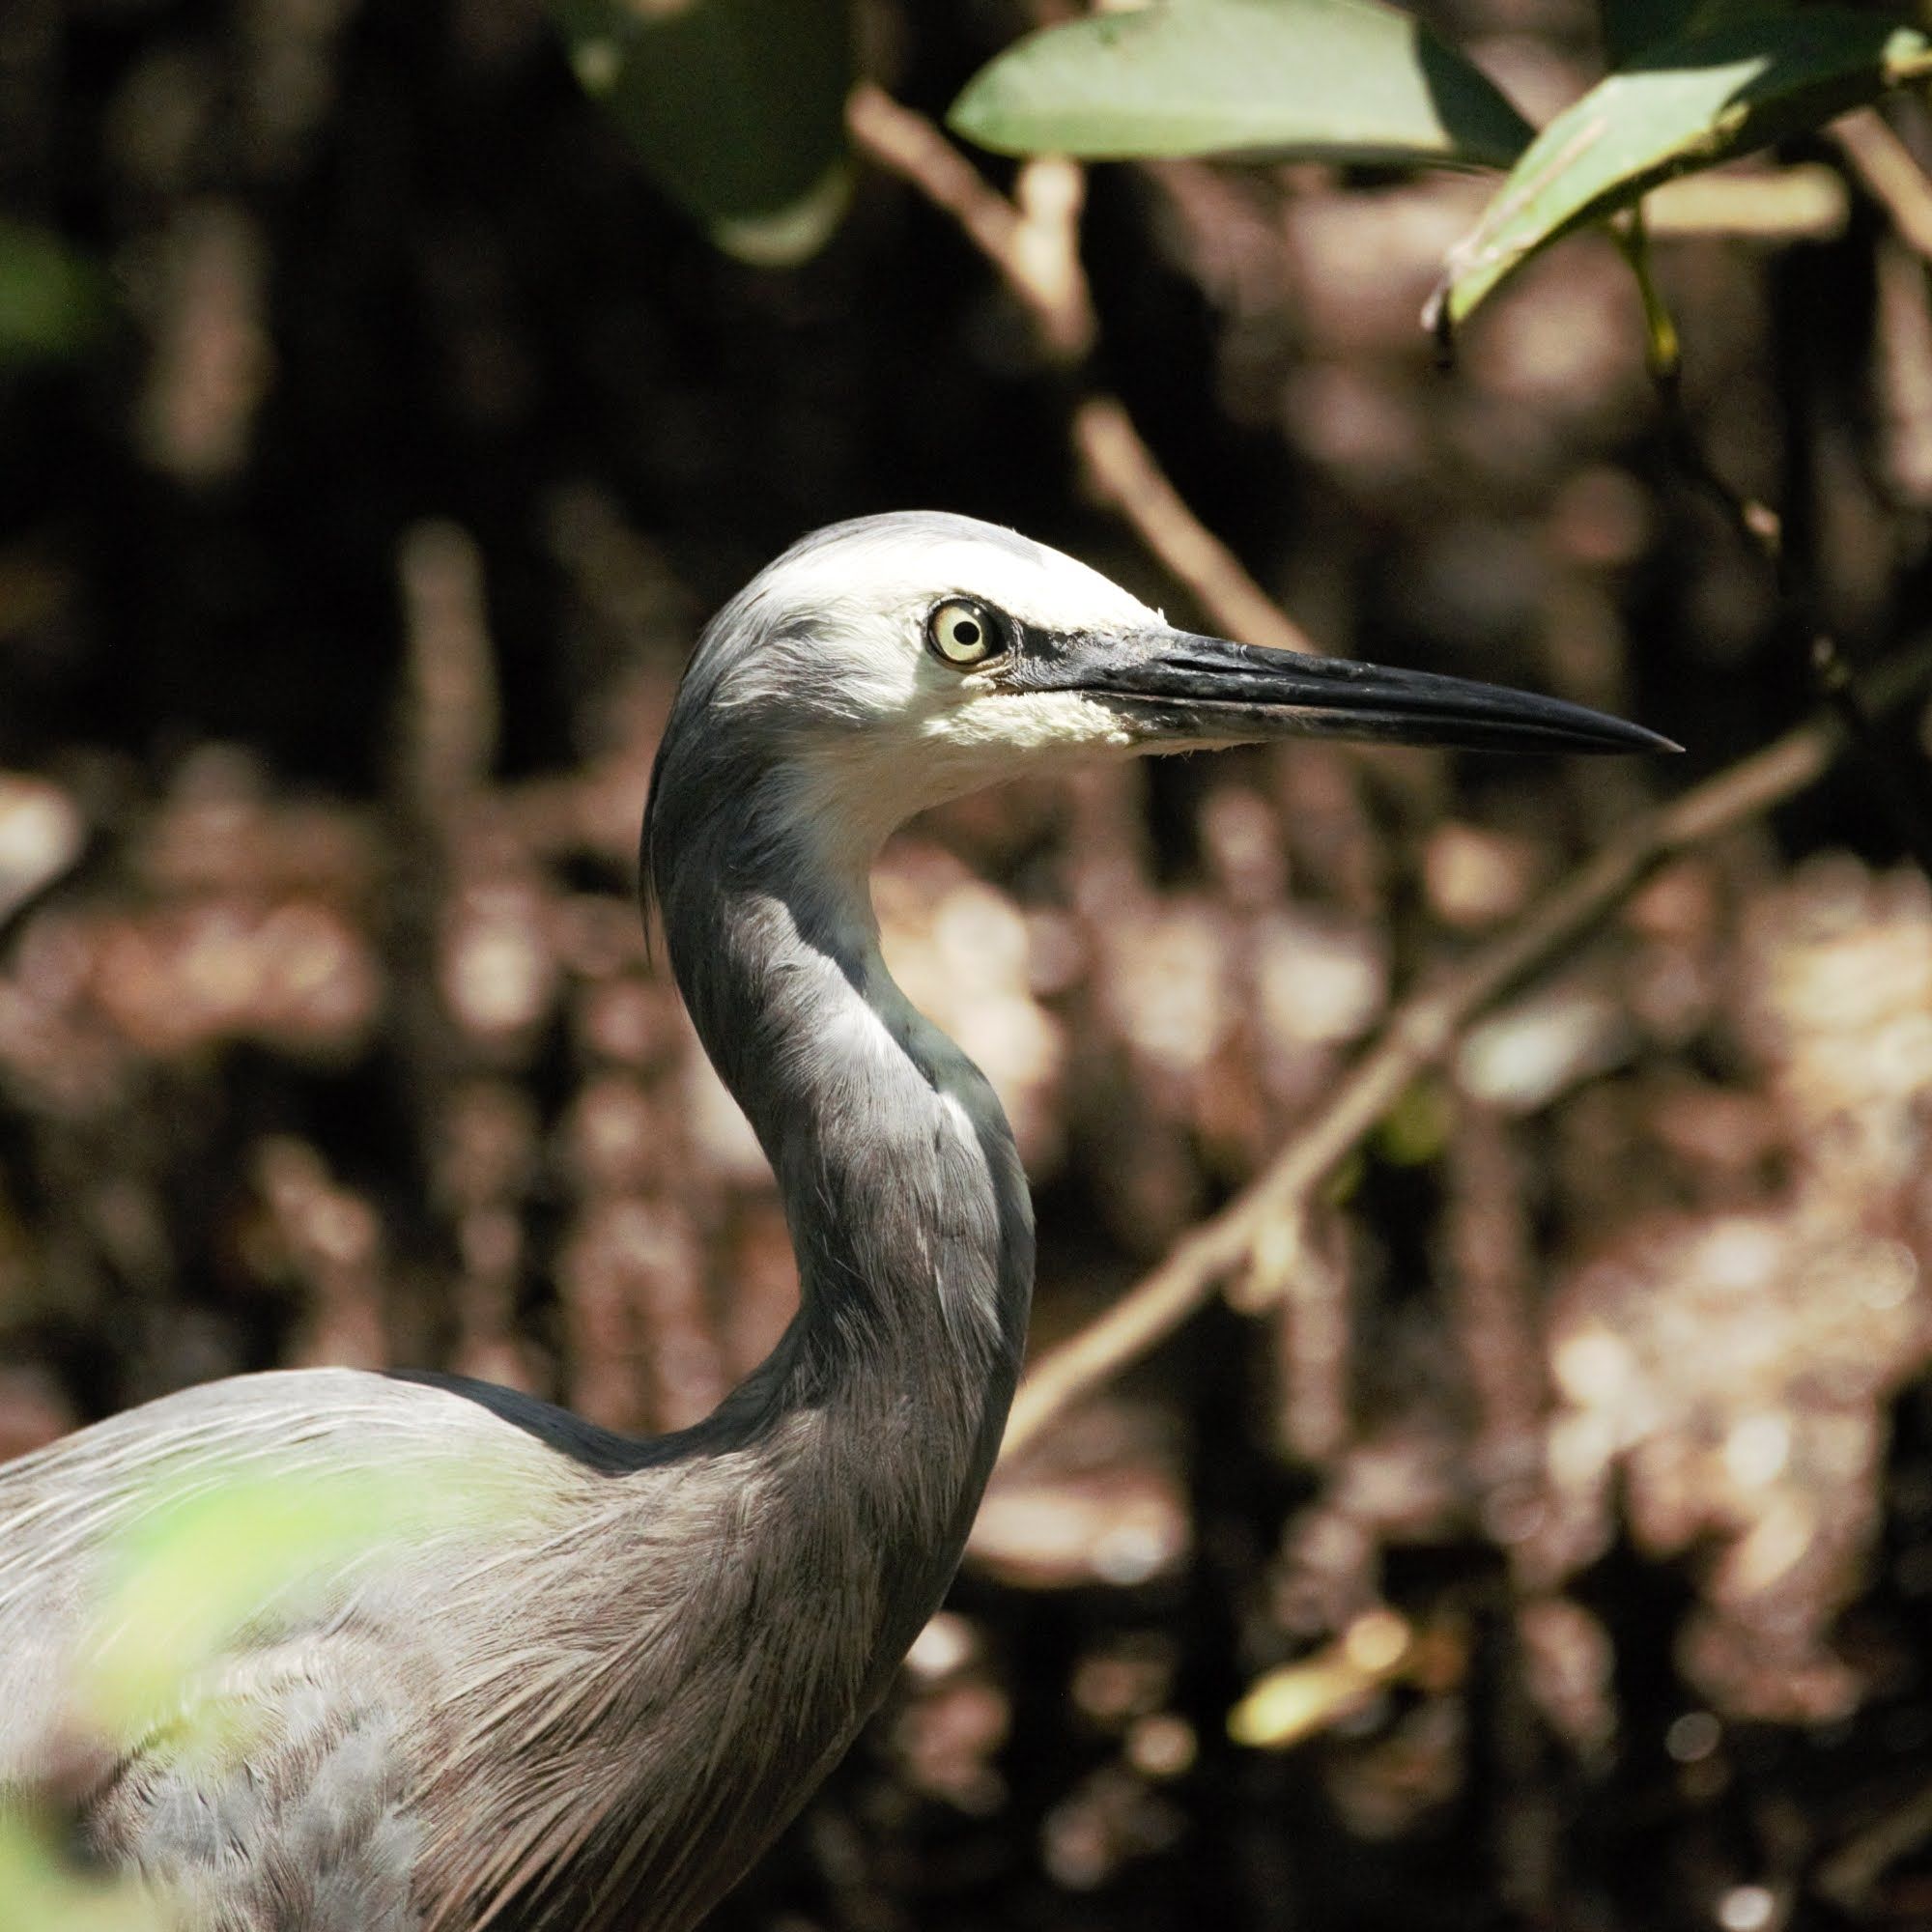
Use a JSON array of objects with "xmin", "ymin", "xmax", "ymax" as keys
[
  {"xmin": 551, "ymin": 0, "xmax": 854, "ymax": 265},
  {"xmin": 0, "ymin": 219, "xmax": 110, "ymax": 368},
  {"xmin": 949, "ymin": 0, "xmax": 1536, "ymax": 174},
  {"xmin": 1602, "ymin": 0, "xmax": 1700, "ymax": 68},
  {"xmin": 1434, "ymin": 9, "xmax": 1932, "ymax": 333}
]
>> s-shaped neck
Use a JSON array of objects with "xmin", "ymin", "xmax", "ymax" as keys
[{"xmin": 653, "ymin": 784, "xmax": 1035, "ymax": 1562}]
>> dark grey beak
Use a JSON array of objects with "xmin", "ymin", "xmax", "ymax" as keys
[{"xmin": 1021, "ymin": 629, "xmax": 1677, "ymax": 756}]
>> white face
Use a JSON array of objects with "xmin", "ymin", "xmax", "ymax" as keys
[
  {"xmin": 716, "ymin": 514, "xmax": 1172, "ymax": 867},
  {"xmin": 662, "ymin": 511, "xmax": 1665, "ymax": 895}
]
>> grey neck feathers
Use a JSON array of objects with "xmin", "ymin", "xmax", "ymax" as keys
[
  {"xmin": 651, "ymin": 761, "xmax": 1036, "ymax": 1617},
  {"xmin": 417, "ymin": 755, "xmax": 1042, "ymax": 1932}
]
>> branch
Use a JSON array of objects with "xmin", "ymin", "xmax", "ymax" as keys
[
  {"xmin": 1616, "ymin": 217, "xmax": 1932, "ymax": 881},
  {"xmin": 398, "ymin": 519, "xmax": 498, "ymax": 820},
  {"xmin": 997, "ymin": 644, "xmax": 1932, "ymax": 1463},
  {"xmin": 847, "ymin": 84, "xmax": 1317, "ymax": 656},
  {"xmin": 1833, "ymin": 108, "xmax": 1932, "ymax": 264},
  {"xmin": 1642, "ymin": 164, "xmax": 1847, "ymax": 242},
  {"xmin": 846, "ymin": 83, "xmax": 1092, "ymax": 362},
  {"xmin": 1816, "ymin": 1771, "xmax": 1932, "ymax": 1914},
  {"xmin": 1071, "ymin": 397, "xmax": 1319, "ymax": 656}
]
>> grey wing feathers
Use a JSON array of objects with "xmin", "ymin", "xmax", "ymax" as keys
[
  {"xmin": 92, "ymin": 1636, "xmax": 423, "ymax": 1932},
  {"xmin": 0, "ymin": 1369, "xmax": 566, "ymax": 1931}
]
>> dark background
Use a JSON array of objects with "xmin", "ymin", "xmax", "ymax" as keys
[{"xmin": 4, "ymin": 1, "xmax": 1932, "ymax": 1926}]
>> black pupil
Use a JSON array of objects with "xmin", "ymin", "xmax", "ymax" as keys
[{"xmin": 952, "ymin": 616, "xmax": 980, "ymax": 648}]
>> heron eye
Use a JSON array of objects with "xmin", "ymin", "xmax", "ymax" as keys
[{"xmin": 927, "ymin": 598, "xmax": 1008, "ymax": 668}]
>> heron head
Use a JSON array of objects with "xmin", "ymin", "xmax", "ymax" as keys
[{"xmin": 649, "ymin": 511, "xmax": 1672, "ymax": 884}]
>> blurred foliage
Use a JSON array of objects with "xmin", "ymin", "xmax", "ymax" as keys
[
  {"xmin": 0, "ymin": 219, "xmax": 109, "ymax": 369},
  {"xmin": 79, "ymin": 1466, "xmax": 440, "ymax": 1749},
  {"xmin": 550, "ymin": 0, "xmax": 854, "ymax": 263},
  {"xmin": 1602, "ymin": 0, "xmax": 1702, "ymax": 67},
  {"xmin": 10, "ymin": 1464, "xmax": 435, "ymax": 1929},
  {"xmin": 0, "ymin": 1821, "xmax": 162, "ymax": 1932}
]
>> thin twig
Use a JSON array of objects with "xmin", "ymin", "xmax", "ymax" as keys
[
  {"xmin": 1816, "ymin": 1772, "xmax": 1932, "ymax": 1913},
  {"xmin": 847, "ymin": 83, "xmax": 1092, "ymax": 362},
  {"xmin": 398, "ymin": 519, "xmax": 499, "ymax": 817},
  {"xmin": 1072, "ymin": 397, "xmax": 1319, "ymax": 654},
  {"xmin": 1662, "ymin": 380, "xmax": 1932, "ymax": 877},
  {"xmin": 1643, "ymin": 164, "xmax": 1847, "ymax": 242},
  {"xmin": 1833, "ymin": 108, "xmax": 1932, "ymax": 264},
  {"xmin": 848, "ymin": 84, "xmax": 1316, "ymax": 655},
  {"xmin": 1616, "ymin": 219, "xmax": 1932, "ymax": 879},
  {"xmin": 998, "ymin": 645, "xmax": 1932, "ymax": 1463}
]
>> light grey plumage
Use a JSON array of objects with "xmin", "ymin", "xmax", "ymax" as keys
[{"xmin": 0, "ymin": 512, "xmax": 1670, "ymax": 1931}]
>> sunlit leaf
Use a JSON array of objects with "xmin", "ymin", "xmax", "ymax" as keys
[
  {"xmin": 949, "ymin": 0, "xmax": 1535, "ymax": 174},
  {"xmin": 550, "ymin": 0, "xmax": 854, "ymax": 265},
  {"xmin": 0, "ymin": 219, "xmax": 110, "ymax": 368},
  {"xmin": 1433, "ymin": 10, "xmax": 1932, "ymax": 333}
]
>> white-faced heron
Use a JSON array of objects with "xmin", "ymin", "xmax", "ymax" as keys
[{"xmin": 0, "ymin": 512, "xmax": 1670, "ymax": 1930}]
